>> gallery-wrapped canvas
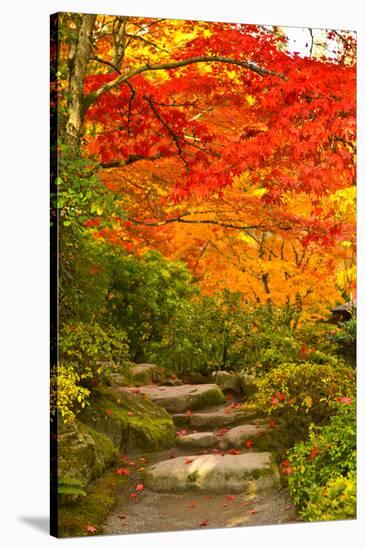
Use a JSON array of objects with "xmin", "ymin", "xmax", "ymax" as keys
[{"xmin": 50, "ymin": 12, "xmax": 356, "ymax": 538}]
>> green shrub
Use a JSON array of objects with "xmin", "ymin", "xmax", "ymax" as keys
[
  {"xmin": 52, "ymin": 323, "xmax": 130, "ymax": 421},
  {"xmin": 255, "ymin": 361, "xmax": 355, "ymax": 439},
  {"xmin": 287, "ymin": 401, "xmax": 356, "ymax": 521},
  {"xmin": 328, "ymin": 317, "xmax": 356, "ymax": 362},
  {"xmin": 59, "ymin": 322, "xmax": 130, "ymax": 382},
  {"xmin": 150, "ymin": 290, "xmax": 252, "ymax": 376},
  {"xmin": 106, "ymin": 250, "xmax": 197, "ymax": 361}
]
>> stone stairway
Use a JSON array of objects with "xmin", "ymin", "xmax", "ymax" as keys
[
  {"xmin": 103, "ymin": 380, "xmax": 297, "ymax": 535},
  {"xmin": 126, "ymin": 383, "xmax": 280, "ymax": 495}
]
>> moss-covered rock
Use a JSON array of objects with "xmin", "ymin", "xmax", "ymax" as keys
[
  {"xmin": 79, "ymin": 385, "xmax": 176, "ymax": 452},
  {"xmin": 58, "ymin": 470, "xmax": 128, "ymax": 538},
  {"xmin": 58, "ymin": 419, "xmax": 118, "ymax": 491}
]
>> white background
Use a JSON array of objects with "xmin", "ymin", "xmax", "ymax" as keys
[{"xmin": 1, "ymin": 1, "xmax": 365, "ymax": 548}]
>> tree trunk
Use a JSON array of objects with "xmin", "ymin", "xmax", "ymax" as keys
[{"xmin": 64, "ymin": 14, "xmax": 96, "ymax": 148}]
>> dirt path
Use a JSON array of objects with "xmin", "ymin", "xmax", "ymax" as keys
[{"xmin": 104, "ymin": 484, "xmax": 298, "ymax": 535}]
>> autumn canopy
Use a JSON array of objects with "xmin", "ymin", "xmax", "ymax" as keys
[{"xmin": 52, "ymin": 14, "xmax": 356, "ymax": 322}]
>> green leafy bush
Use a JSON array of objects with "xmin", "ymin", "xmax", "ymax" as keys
[
  {"xmin": 151, "ymin": 290, "xmax": 252, "ymax": 376},
  {"xmin": 328, "ymin": 317, "xmax": 356, "ymax": 362},
  {"xmin": 52, "ymin": 322, "xmax": 130, "ymax": 421},
  {"xmin": 50, "ymin": 363, "xmax": 91, "ymax": 422},
  {"xmin": 106, "ymin": 250, "xmax": 197, "ymax": 361},
  {"xmin": 287, "ymin": 401, "xmax": 356, "ymax": 521},
  {"xmin": 59, "ymin": 322, "xmax": 130, "ymax": 381},
  {"xmin": 255, "ymin": 361, "xmax": 355, "ymax": 438}
]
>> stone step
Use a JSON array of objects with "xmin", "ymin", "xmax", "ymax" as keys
[
  {"xmin": 144, "ymin": 452, "xmax": 279, "ymax": 494},
  {"xmin": 177, "ymin": 432, "xmax": 216, "ymax": 449},
  {"xmin": 172, "ymin": 405, "xmax": 257, "ymax": 429},
  {"xmin": 218, "ymin": 422, "xmax": 269, "ymax": 450},
  {"xmin": 125, "ymin": 384, "xmax": 225, "ymax": 413}
]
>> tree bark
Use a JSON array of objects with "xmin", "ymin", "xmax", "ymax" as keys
[{"xmin": 64, "ymin": 14, "xmax": 96, "ymax": 148}]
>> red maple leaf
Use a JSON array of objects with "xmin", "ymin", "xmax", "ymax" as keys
[
  {"xmin": 225, "ymin": 495, "xmax": 235, "ymax": 501},
  {"xmin": 247, "ymin": 509, "xmax": 258, "ymax": 515},
  {"xmin": 85, "ymin": 524, "xmax": 98, "ymax": 534},
  {"xmin": 130, "ymin": 492, "xmax": 138, "ymax": 499},
  {"xmin": 115, "ymin": 468, "xmax": 130, "ymax": 476},
  {"xmin": 336, "ymin": 396, "xmax": 353, "ymax": 405},
  {"xmin": 136, "ymin": 483, "xmax": 144, "ymax": 491},
  {"xmin": 228, "ymin": 448, "xmax": 240, "ymax": 455},
  {"xmin": 184, "ymin": 458, "xmax": 194, "ymax": 464},
  {"xmin": 309, "ymin": 446, "xmax": 318, "ymax": 460},
  {"xmin": 245, "ymin": 439, "xmax": 254, "ymax": 448},
  {"xmin": 199, "ymin": 519, "xmax": 209, "ymax": 527}
]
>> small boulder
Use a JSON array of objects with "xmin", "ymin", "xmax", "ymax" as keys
[
  {"xmin": 177, "ymin": 432, "xmax": 217, "ymax": 448},
  {"xmin": 130, "ymin": 363, "xmax": 161, "ymax": 386},
  {"xmin": 212, "ymin": 370, "xmax": 242, "ymax": 393}
]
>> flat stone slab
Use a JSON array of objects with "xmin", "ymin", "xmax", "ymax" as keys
[
  {"xmin": 177, "ymin": 432, "xmax": 217, "ymax": 448},
  {"xmin": 126, "ymin": 384, "xmax": 225, "ymax": 413},
  {"xmin": 144, "ymin": 452, "xmax": 276, "ymax": 494},
  {"xmin": 218, "ymin": 423, "xmax": 269, "ymax": 450},
  {"xmin": 173, "ymin": 406, "xmax": 255, "ymax": 429}
]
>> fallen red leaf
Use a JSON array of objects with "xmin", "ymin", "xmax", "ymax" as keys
[
  {"xmin": 136, "ymin": 483, "xmax": 144, "ymax": 491},
  {"xmin": 226, "ymin": 394, "xmax": 233, "ymax": 401},
  {"xmin": 185, "ymin": 410, "xmax": 194, "ymax": 416},
  {"xmin": 115, "ymin": 468, "xmax": 130, "ymax": 476},
  {"xmin": 245, "ymin": 439, "xmax": 254, "ymax": 448},
  {"xmin": 132, "ymin": 389, "xmax": 141, "ymax": 394},
  {"xmin": 204, "ymin": 495, "xmax": 212, "ymax": 500},
  {"xmin": 184, "ymin": 458, "xmax": 194, "ymax": 464},
  {"xmin": 225, "ymin": 495, "xmax": 235, "ymax": 501},
  {"xmin": 85, "ymin": 524, "xmax": 97, "ymax": 534},
  {"xmin": 228, "ymin": 448, "xmax": 240, "ymax": 455},
  {"xmin": 188, "ymin": 502, "xmax": 197, "ymax": 509},
  {"xmin": 105, "ymin": 409, "xmax": 113, "ymax": 415},
  {"xmin": 130, "ymin": 492, "xmax": 138, "ymax": 499},
  {"xmin": 247, "ymin": 509, "xmax": 258, "ymax": 515},
  {"xmin": 199, "ymin": 519, "xmax": 209, "ymax": 527}
]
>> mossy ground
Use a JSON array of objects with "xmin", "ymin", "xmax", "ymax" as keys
[{"xmin": 58, "ymin": 470, "xmax": 128, "ymax": 538}]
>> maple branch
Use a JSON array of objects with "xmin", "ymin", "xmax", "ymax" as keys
[
  {"xmin": 100, "ymin": 153, "xmax": 162, "ymax": 169},
  {"xmin": 126, "ymin": 214, "xmax": 264, "ymax": 231},
  {"xmin": 85, "ymin": 55, "xmax": 285, "ymax": 108},
  {"xmin": 90, "ymin": 56, "xmax": 122, "ymax": 74},
  {"xmin": 144, "ymin": 96, "xmax": 188, "ymax": 168}
]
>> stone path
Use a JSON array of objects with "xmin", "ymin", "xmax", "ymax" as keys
[{"xmin": 103, "ymin": 382, "xmax": 298, "ymax": 535}]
